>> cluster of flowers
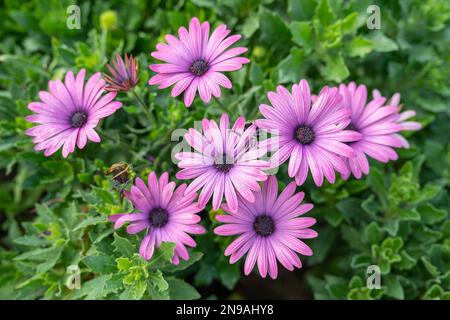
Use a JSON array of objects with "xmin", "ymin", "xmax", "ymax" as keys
[{"xmin": 25, "ymin": 18, "xmax": 420, "ymax": 279}]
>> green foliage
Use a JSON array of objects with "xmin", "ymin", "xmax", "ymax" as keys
[{"xmin": 1, "ymin": 0, "xmax": 449, "ymax": 300}]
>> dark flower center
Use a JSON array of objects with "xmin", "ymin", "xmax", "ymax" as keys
[
  {"xmin": 295, "ymin": 125, "xmax": 315, "ymax": 145},
  {"xmin": 71, "ymin": 111, "xmax": 88, "ymax": 128},
  {"xmin": 253, "ymin": 215, "xmax": 275, "ymax": 237},
  {"xmin": 214, "ymin": 155, "xmax": 233, "ymax": 173},
  {"xmin": 149, "ymin": 207, "xmax": 169, "ymax": 228},
  {"xmin": 346, "ymin": 123, "xmax": 358, "ymax": 131},
  {"xmin": 190, "ymin": 60, "xmax": 209, "ymax": 76}
]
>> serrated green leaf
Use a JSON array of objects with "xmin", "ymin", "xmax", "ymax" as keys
[
  {"xmin": 167, "ymin": 277, "xmax": 200, "ymax": 300},
  {"xmin": 321, "ymin": 53, "xmax": 349, "ymax": 82},
  {"xmin": 112, "ymin": 233, "xmax": 135, "ymax": 258},
  {"xmin": 82, "ymin": 254, "xmax": 116, "ymax": 273},
  {"xmin": 346, "ymin": 36, "xmax": 373, "ymax": 57},
  {"xmin": 73, "ymin": 216, "xmax": 106, "ymax": 232},
  {"xmin": 418, "ymin": 203, "xmax": 448, "ymax": 225},
  {"xmin": 291, "ymin": 21, "xmax": 313, "ymax": 52}
]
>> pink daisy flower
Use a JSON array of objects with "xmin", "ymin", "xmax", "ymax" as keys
[
  {"xmin": 148, "ymin": 17, "xmax": 250, "ymax": 107},
  {"xmin": 109, "ymin": 172, "xmax": 206, "ymax": 264},
  {"xmin": 256, "ymin": 80, "xmax": 361, "ymax": 186},
  {"xmin": 175, "ymin": 113, "xmax": 270, "ymax": 213},
  {"xmin": 372, "ymin": 89, "xmax": 421, "ymax": 148},
  {"xmin": 25, "ymin": 69, "xmax": 122, "ymax": 158},
  {"xmin": 338, "ymin": 82, "xmax": 414, "ymax": 179},
  {"xmin": 214, "ymin": 175, "xmax": 317, "ymax": 279}
]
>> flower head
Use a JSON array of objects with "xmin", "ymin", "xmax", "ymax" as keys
[
  {"xmin": 256, "ymin": 80, "xmax": 361, "ymax": 186},
  {"xmin": 109, "ymin": 172, "xmax": 206, "ymax": 264},
  {"xmin": 339, "ymin": 82, "xmax": 420, "ymax": 179},
  {"xmin": 372, "ymin": 89, "xmax": 421, "ymax": 148},
  {"xmin": 104, "ymin": 53, "xmax": 139, "ymax": 92},
  {"xmin": 214, "ymin": 175, "xmax": 317, "ymax": 279},
  {"xmin": 149, "ymin": 17, "xmax": 250, "ymax": 107},
  {"xmin": 25, "ymin": 69, "xmax": 122, "ymax": 158},
  {"xmin": 175, "ymin": 113, "xmax": 270, "ymax": 212}
]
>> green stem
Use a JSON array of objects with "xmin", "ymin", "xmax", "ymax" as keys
[
  {"xmin": 100, "ymin": 28, "xmax": 107, "ymax": 63},
  {"xmin": 130, "ymin": 90, "xmax": 156, "ymax": 124}
]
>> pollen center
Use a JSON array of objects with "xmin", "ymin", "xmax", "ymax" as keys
[
  {"xmin": 71, "ymin": 111, "xmax": 88, "ymax": 128},
  {"xmin": 149, "ymin": 207, "xmax": 169, "ymax": 228},
  {"xmin": 190, "ymin": 60, "xmax": 209, "ymax": 76},
  {"xmin": 295, "ymin": 125, "xmax": 315, "ymax": 145},
  {"xmin": 253, "ymin": 215, "xmax": 275, "ymax": 237},
  {"xmin": 214, "ymin": 155, "xmax": 233, "ymax": 173}
]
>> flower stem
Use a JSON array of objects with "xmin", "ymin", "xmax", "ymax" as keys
[
  {"xmin": 130, "ymin": 90, "xmax": 156, "ymax": 124},
  {"xmin": 100, "ymin": 29, "xmax": 107, "ymax": 63}
]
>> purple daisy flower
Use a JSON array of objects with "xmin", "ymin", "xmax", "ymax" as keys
[
  {"xmin": 214, "ymin": 175, "xmax": 317, "ymax": 279},
  {"xmin": 339, "ymin": 82, "xmax": 414, "ymax": 179},
  {"xmin": 256, "ymin": 80, "xmax": 361, "ymax": 186},
  {"xmin": 372, "ymin": 89, "xmax": 421, "ymax": 148},
  {"xmin": 104, "ymin": 53, "xmax": 139, "ymax": 92},
  {"xmin": 25, "ymin": 69, "xmax": 122, "ymax": 158},
  {"xmin": 175, "ymin": 113, "xmax": 270, "ymax": 212},
  {"xmin": 109, "ymin": 172, "xmax": 206, "ymax": 264},
  {"xmin": 149, "ymin": 17, "xmax": 250, "ymax": 107}
]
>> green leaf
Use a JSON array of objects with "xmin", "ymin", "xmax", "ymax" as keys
[
  {"xmin": 259, "ymin": 8, "xmax": 291, "ymax": 49},
  {"xmin": 339, "ymin": 12, "xmax": 359, "ymax": 35},
  {"xmin": 120, "ymin": 281, "xmax": 147, "ymax": 300},
  {"xmin": 321, "ymin": 53, "xmax": 349, "ymax": 82},
  {"xmin": 369, "ymin": 32, "xmax": 398, "ymax": 52},
  {"xmin": 91, "ymin": 186, "xmax": 115, "ymax": 204},
  {"xmin": 363, "ymin": 222, "xmax": 383, "ymax": 244},
  {"xmin": 324, "ymin": 275, "xmax": 348, "ymax": 299},
  {"xmin": 398, "ymin": 209, "xmax": 421, "ymax": 221},
  {"xmin": 13, "ymin": 235, "xmax": 48, "ymax": 247},
  {"xmin": 164, "ymin": 252, "xmax": 203, "ymax": 273},
  {"xmin": 382, "ymin": 237, "xmax": 403, "ymax": 252},
  {"xmin": 147, "ymin": 242, "xmax": 175, "ymax": 269},
  {"xmin": 277, "ymin": 47, "xmax": 306, "ymax": 83},
  {"xmin": 385, "ymin": 275, "xmax": 404, "ymax": 300},
  {"xmin": 167, "ymin": 278, "xmax": 200, "ymax": 300},
  {"xmin": 35, "ymin": 204, "xmax": 56, "ymax": 223},
  {"xmin": 418, "ymin": 203, "xmax": 448, "ymax": 225},
  {"xmin": 0, "ymin": 136, "xmax": 29, "ymax": 152},
  {"xmin": 290, "ymin": 21, "xmax": 313, "ymax": 52},
  {"xmin": 423, "ymin": 284, "xmax": 444, "ymax": 300},
  {"xmin": 421, "ymin": 257, "xmax": 440, "ymax": 278},
  {"xmin": 308, "ymin": 225, "xmax": 338, "ymax": 265},
  {"xmin": 116, "ymin": 257, "xmax": 132, "ymax": 271},
  {"xmin": 288, "ymin": 0, "xmax": 316, "ymax": 21},
  {"xmin": 14, "ymin": 243, "xmax": 66, "ymax": 263},
  {"xmin": 72, "ymin": 275, "xmax": 112, "ymax": 300},
  {"xmin": 218, "ymin": 260, "xmax": 240, "ymax": 290},
  {"xmin": 112, "ymin": 233, "xmax": 135, "ymax": 258},
  {"xmin": 346, "ymin": 36, "xmax": 373, "ymax": 57},
  {"xmin": 82, "ymin": 254, "xmax": 117, "ymax": 273},
  {"xmin": 148, "ymin": 270, "xmax": 169, "ymax": 292},
  {"xmin": 73, "ymin": 216, "xmax": 106, "ymax": 232},
  {"xmin": 351, "ymin": 253, "xmax": 371, "ymax": 268},
  {"xmin": 397, "ymin": 251, "xmax": 417, "ymax": 270},
  {"xmin": 315, "ymin": 0, "xmax": 336, "ymax": 26},
  {"xmin": 249, "ymin": 63, "xmax": 264, "ymax": 86},
  {"xmin": 241, "ymin": 14, "xmax": 259, "ymax": 38}
]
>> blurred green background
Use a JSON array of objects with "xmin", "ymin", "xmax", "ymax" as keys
[{"xmin": 0, "ymin": 0, "xmax": 449, "ymax": 299}]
